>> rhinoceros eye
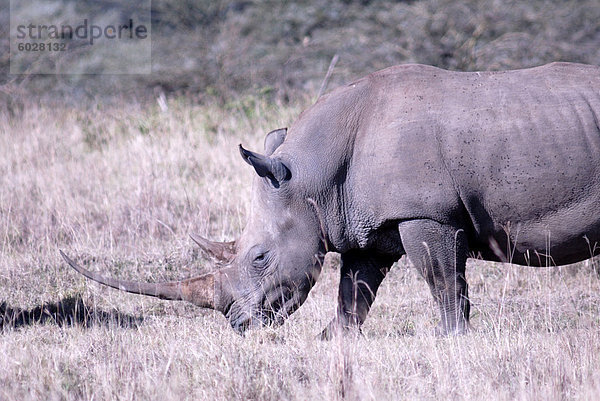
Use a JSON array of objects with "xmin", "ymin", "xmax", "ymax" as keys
[
  {"xmin": 250, "ymin": 247, "xmax": 269, "ymax": 268},
  {"xmin": 253, "ymin": 252, "xmax": 267, "ymax": 268}
]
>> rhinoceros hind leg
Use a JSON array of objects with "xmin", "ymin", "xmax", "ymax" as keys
[
  {"xmin": 319, "ymin": 250, "xmax": 396, "ymax": 340},
  {"xmin": 398, "ymin": 219, "xmax": 470, "ymax": 336}
]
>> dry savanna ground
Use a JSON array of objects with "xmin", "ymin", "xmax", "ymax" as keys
[{"xmin": 1, "ymin": 99, "xmax": 600, "ymax": 400}]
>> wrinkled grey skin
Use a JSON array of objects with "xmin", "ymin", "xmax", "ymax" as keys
[
  {"xmin": 232, "ymin": 62, "xmax": 600, "ymax": 336},
  {"xmin": 63, "ymin": 62, "xmax": 600, "ymax": 336}
]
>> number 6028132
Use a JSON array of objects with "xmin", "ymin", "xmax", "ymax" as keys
[{"xmin": 17, "ymin": 42, "xmax": 66, "ymax": 51}]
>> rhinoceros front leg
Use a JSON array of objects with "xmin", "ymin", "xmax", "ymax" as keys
[
  {"xmin": 398, "ymin": 219, "xmax": 470, "ymax": 335},
  {"xmin": 320, "ymin": 250, "xmax": 396, "ymax": 339}
]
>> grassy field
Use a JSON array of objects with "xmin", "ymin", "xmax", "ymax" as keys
[{"xmin": 1, "ymin": 99, "xmax": 600, "ymax": 400}]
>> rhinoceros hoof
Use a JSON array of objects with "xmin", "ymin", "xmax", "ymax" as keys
[
  {"xmin": 434, "ymin": 321, "xmax": 470, "ymax": 337},
  {"xmin": 318, "ymin": 321, "xmax": 363, "ymax": 340}
]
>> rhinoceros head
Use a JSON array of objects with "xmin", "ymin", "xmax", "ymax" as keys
[
  {"xmin": 218, "ymin": 128, "xmax": 326, "ymax": 331},
  {"xmin": 61, "ymin": 128, "xmax": 327, "ymax": 333}
]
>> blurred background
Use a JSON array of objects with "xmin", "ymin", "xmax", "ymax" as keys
[{"xmin": 2, "ymin": 0, "xmax": 600, "ymax": 110}]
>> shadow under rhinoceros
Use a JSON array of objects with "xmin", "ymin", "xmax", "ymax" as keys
[{"xmin": 0, "ymin": 295, "xmax": 143, "ymax": 330}]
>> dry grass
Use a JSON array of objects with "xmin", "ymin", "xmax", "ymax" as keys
[{"xmin": 2, "ymin": 99, "xmax": 600, "ymax": 400}]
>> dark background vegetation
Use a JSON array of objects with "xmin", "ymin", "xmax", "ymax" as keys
[{"xmin": 1, "ymin": 0, "xmax": 600, "ymax": 107}]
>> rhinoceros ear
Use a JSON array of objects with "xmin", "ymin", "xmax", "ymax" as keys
[
  {"xmin": 264, "ymin": 128, "xmax": 287, "ymax": 156},
  {"xmin": 239, "ymin": 144, "xmax": 291, "ymax": 186}
]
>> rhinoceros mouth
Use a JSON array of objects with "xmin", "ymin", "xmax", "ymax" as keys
[
  {"xmin": 227, "ymin": 285, "xmax": 303, "ymax": 333},
  {"xmin": 261, "ymin": 285, "xmax": 299, "ymax": 325}
]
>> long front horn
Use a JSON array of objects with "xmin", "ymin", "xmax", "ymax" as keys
[
  {"xmin": 60, "ymin": 250, "xmax": 221, "ymax": 310},
  {"xmin": 189, "ymin": 233, "xmax": 236, "ymax": 263}
]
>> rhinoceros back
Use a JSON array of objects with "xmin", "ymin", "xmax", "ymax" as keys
[{"xmin": 350, "ymin": 63, "xmax": 600, "ymax": 264}]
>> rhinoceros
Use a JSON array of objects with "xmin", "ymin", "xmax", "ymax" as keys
[{"xmin": 61, "ymin": 62, "xmax": 600, "ymax": 336}]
